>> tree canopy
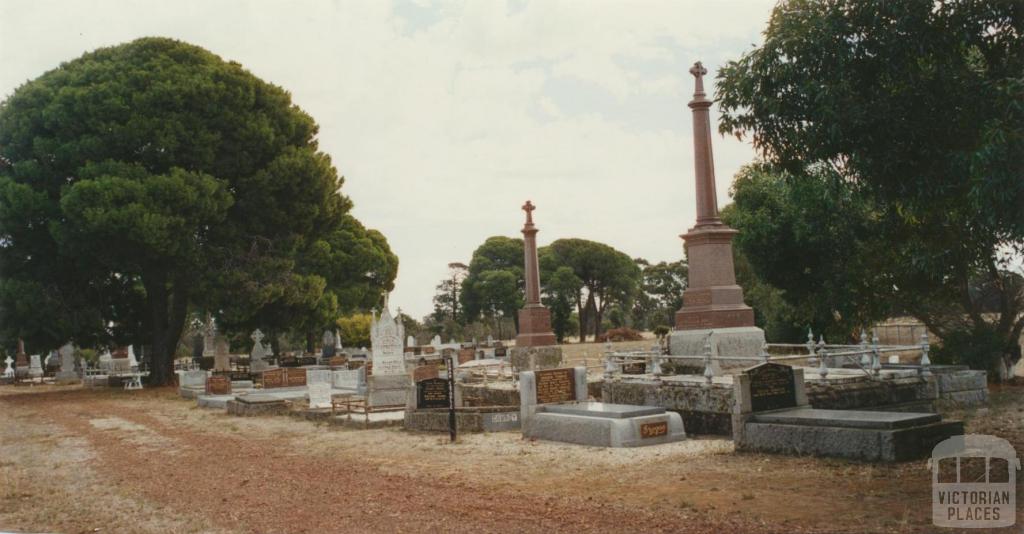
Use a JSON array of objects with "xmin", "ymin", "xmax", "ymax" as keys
[
  {"xmin": 717, "ymin": 1, "xmax": 1023, "ymax": 374},
  {"xmin": 0, "ymin": 38, "xmax": 397, "ymax": 383}
]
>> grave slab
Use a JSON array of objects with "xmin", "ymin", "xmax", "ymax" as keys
[
  {"xmin": 542, "ymin": 402, "xmax": 665, "ymax": 419},
  {"xmin": 750, "ymin": 408, "xmax": 940, "ymax": 430}
]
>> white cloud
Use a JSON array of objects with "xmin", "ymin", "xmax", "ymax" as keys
[{"xmin": 0, "ymin": 0, "xmax": 775, "ymax": 319}]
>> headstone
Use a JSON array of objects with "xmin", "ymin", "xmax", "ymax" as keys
[
  {"xmin": 332, "ymin": 369, "xmax": 360, "ymax": 389},
  {"xmin": 416, "ymin": 378, "xmax": 451, "ymax": 410},
  {"xmin": 308, "ymin": 382, "xmax": 332, "ymax": 409},
  {"xmin": 286, "ymin": 367, "xmax": 307, "ymax": 387},
  {"xmin": 321, "ymin": 330, "xmax": 336, "ymax": 359},
  {"xmin": 745, "ymin": 363, "xmax": 797, "ymax": 412},
  {"xmin": 45, "ymin": 350, "xmax": 59, "ymax": 369},
  {"xmin": 334, "ymin": 329, "xmax": 343, "ymax": 351},
  {"xmin": 370, "ymin": 303, "xmax": 406, "ymax": 376},
  {"xmin": 486, "ymin": 335, "xmax": 494, "ymax": 347},
  {"xmin": 457, "ymin": 348, "xmax": 475, "ymax": 365},
  {"xmin": 28, "ymin": 354, "xmax": 43, "ymax": 378},
  {"xmin": 15, "ymin": 339, "xmax": 28, "ymax": 368},
  {"xmin": 413, "ymin": 365, "xmax": 439, "ymax": 382},
  {"xmin": 262, "ymin": 368, "xmax": 285, "ymax": 388},
  {"xmin": 180, "ymin": 370, "xmax": 208, "ymax": 388},
  {"xmin": 206, "ymin": 375, "xmax": 231, "ymax": 395},
  {"xmin": 406, "ymin": 335, "xmax": 416, "ymax": 348},
  {"xmin": 202, "ymin": 316, "xmax": 217, "ymax": 358},
  {"xmin": 430, "ymin": 335, "xmax": 442, "ymax": 349},
  {"xmin": 494, "ymin": 347, "xmax": 507, "ymax": 358},
  {"xmin": 127, "ymin": 346, "xmax": 139, "ymax": 369},
  {"xmin": 250, "ymin": 329, "xmax": 269, "ymax": 373},
  {"xmin": 56, "ymin": 343, "xmax": 79, "ymax": 383},
  {"xmin": 3, "ymin": 356, "xmax": 14, "ymax": 378}
]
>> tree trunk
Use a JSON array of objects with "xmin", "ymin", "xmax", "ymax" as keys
[{"xmin": 144, "ymin": 274, "xmax": 189, "ymax": 387}]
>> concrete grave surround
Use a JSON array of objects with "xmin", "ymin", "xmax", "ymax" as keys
[
  {"xmin": 514, "ymin": 201, "xmax": 558, "ymax": 348},
  {"xmin": 519, "ymin": 367, "xmax": 685, "ymax": 447},
  {"xmin": 307, "ymin": 369, "xmax": 331, "ymax": 385},
  {"xmin": 669, "ymin": 61, "xmax": 764, "ymax": 363},
  {"xmin": 732, "ymin": 364, "xmax": 963, "ymax": 461}
]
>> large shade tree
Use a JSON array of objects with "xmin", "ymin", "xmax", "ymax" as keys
[
  {"xmin": 0, "ymin": 38, "xmax": 396, "ymax": 384},
  {"xmin": 717, "ymin": 1, "xmax": 1024, "ymax": 374}
]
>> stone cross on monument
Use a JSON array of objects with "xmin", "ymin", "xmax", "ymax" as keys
[
  {"xmin": 669, "ymin": 61, "xmax": 764, "ymax": 368},
  {"xmin": 514, "ymin": 200, "xmax": 556, "ymax": 347},
  {"xmin": 3, "ymin": 356, "xmax": 13, "ymax": 378}
]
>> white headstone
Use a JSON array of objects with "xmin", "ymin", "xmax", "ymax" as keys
[
  {"xmin": 180, "ymin": 370, "xmax": 209, "ymax": 388},
  {"xmin": 250, "ymin": 329, "xmax": 269, "ymax": 372},
  {"xmin": 308, "ymin": 382, "xmax": 332, "ymax": 409},
  {"xmin": 322, "ymin": 330, "xmax": 334, "ymax": 348},
  {"xmin": 487, "ymin": 335, "xmax": 494, "ymax": 346},
  {"xmin": 202, "ymin": 316, "xmax": 217, "ymax": 358},
  {"xmin": 406, "ymin": 335, "xmax": 416, "ymax": 348},
  {"xmin": 370, "ymin": 299, "xmax": 407, "ymax": 376},
  {"xmin": 2, "ymin": 356, "xmax": 13, "ymax": 378},
  {"xmin": 59, "ymin": 343, "xmax": 75, "ymax": 371},
  {"xmin": 127, "ymin": 346, "xmax": 139, "ymax": 369},
  {"xmin": 99, "ymin": 350, "xmax": 112, "ymax": 363},
  {"xmin": 430, "ymin": 335, "xmax": 442, "ymax": 349},
  {"xmin": 28, "ymin": 354, "xmax": 43, "ymax": 378},
  {"xmin": 334, "ymin": 329, "xmax": 343, "ymax": 350}
]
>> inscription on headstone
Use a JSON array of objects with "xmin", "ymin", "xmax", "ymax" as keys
[
  {"xmin": 534, "ymin": 368, "xmax": 576, "ymax": 404},
  {"xmin": 746, "ymin": 362, "xmax": 796, "ymax": 412},
  {"xmin": 262, "ymin": 368, "xmax": 285, "ymax": 388},
  {"xmin": 286, "ymin": 368, "xmax": 307, "ymax": 387},
  {"xmin": 206, "ymin": 375, "xmax": 231, "ymax": 395},
  {"xmin": 416, "ymin": 378, "xmax": 451, "ymax": 409}
]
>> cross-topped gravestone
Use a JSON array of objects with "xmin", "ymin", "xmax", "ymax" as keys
[
  {"xmin": 2, "ymin": 356, "xmax": 13, "ymax": 378},
  {"xmin": 689, "ymin": 61, "xmax": 707, "ymax": 95},
  {"xmin": 522, "ymin": 200, "xmax": 535, "ymax": 224},
  {"xmin": 514, "ymin": 200, "xmax": 557, "ymax": 348}
]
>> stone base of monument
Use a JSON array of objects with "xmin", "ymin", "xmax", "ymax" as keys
[
  {"xmin": 737, "ymin": 407, "xmax": 963, "ymax": 462},
  {"xmin": 226, "ymin": 394, "xmax": 290, "ymax": 416},
  {"xmin": 668, "ymin": 326, "xmax": 765, "ymax": 372},
  {"xmin": 509, "ymin": 346, "xmax": 564, "ymax": 372},
  {"xmin": 55, "ymin": 371, "xmax": 81, "ymax": 385},
  {"xmin": 523, "ymin": 402, "xmax": 686, "ymax": 447},
  {"xmin": 404, "ymin": 406, "xmax": 521, "ymax": 433},
  {"xmin": 364, "ymin": 374, "xmax": 411, "ymax": 407}
]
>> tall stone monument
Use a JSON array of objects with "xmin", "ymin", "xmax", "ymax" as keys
[
  {"xmin": 14, "ymin": 338, "xmax": 28, "ymax": 377},
  {"xmin": 364, "ymin": 295, "xmax": 412, "ymax": 407},
  {"xmin": 669, "ymin": 62, "xmax": 764, "ymax": 369},
  {"xmin": 511, "ymin": 201, "xmax": 563, "ymax": 371}
]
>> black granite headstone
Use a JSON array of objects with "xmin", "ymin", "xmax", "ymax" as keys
[
  {"xmin": 417, "ymin": 378, "xmax": 451, "ymax": 410},
  {"xmin": 745, "ymin": 362, "xmax": 796, "ymax": 412}
]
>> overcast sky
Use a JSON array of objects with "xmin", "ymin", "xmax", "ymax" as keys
[{"xmin": 0, "ymin": 0, "xmax": 775, "ymax": 319}]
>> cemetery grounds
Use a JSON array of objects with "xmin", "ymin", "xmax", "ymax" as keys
[{"xmin": 1, "ymin": 344, "xmax": 1021, "ymax": 534}]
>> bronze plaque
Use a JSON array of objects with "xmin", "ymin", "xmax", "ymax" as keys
[
  {"xmin": 286, "ymin": 368, "xmax": 307, "ymax": 387},
  {"xmin": 206, "ymin": 375, "xmax": 231, "ymax": 395},
  {"xmin": 534, "ymin": 368, "xmax": 576, "ymax": 404},
  {"xmin": 262, "ymin": 368, "xmax": 285, "ymax": 388},
  {"xmin": 640, "ymin": 421, "xmax": 668, "ymax": 439},
  {"xmin": 746, "ymin": 363, "xmax": 796, "ymax": 412},
  {"xmin": 413, "ymin": 365, "xmax": 439, "ymax": 382}
]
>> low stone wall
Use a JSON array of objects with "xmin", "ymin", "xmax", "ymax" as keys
[
  {"xmin": 459, "ymin": 383, "xmax": 519, "ymax": 407},
  {"xmin": 226, "ymin": 399, "xmax": 290, "ymax": 417},
  {"xmin": 933, "ymin": 369, "xmax": 988, "ymax": 409},
  {"xmin": 601, "ymin": 379, "xmax": 734, "ymax": 435},
  {"xmin": 404, "ymin": 406, "xmax": 520, "ymax": 433},
  {"xmin": 805, "ymin": 376, "xmax": 933, "ymax": 411}
]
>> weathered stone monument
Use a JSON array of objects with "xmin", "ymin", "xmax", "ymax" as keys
[
  {"xmin": 249, "ymin": 329, "xmax": 270, "ymax": 373},
  {"xmin": 364, "ymin": 296, "xmax": 412, "ymax": 407},
  {"xmin": 669, "ymin": 61, "xmax": 764, "ymax": 368},
  {"xmin": 308, "ymin": 382, "xmax": 332, "ymax": 409},
  {"xmin": 511, "ymin": 201, "xmax": 563, "ymax": 371},
  {"xmin": 321, "ymin": 330, "xmax": 336, "ymax": 359},
  {"xmin": 55, "ymin": 342, "xmax": 80, "ymax": 384},
  {"xmin": 127, "ymin": 345, "xmax": 139, "ymax": 370},
  {"xmin": 28, "ymin": 354, "xmax": 43, "ymax": 379},
  {"xmin": 14, "ymin": 338, "xmax": 28, "ymax": 378}
]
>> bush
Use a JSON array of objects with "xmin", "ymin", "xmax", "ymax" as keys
[
  {"xmin": 652, "ymin": 325, "xmax": 670, "ymax": 339},
  {"xmin": 597, "ymin": 327, "xmax": 643, "ymax": 343}
]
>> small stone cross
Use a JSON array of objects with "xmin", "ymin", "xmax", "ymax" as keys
[
  {"xmin": 689, "ymin": 61, "xmax": 707, "ymax": 95},
  {"xmin": 522, "ymin": 200, "xmax": 535, "ymax": 224}
]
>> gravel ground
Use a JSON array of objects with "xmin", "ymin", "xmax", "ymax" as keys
[{"xmin": 1, "ymin": 383, "xmax": 1021, "ymax": 533}]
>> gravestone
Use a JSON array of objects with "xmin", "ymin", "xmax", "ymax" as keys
[
  {"xmin": 494, "ymin": 346, "xmax": 507, "ymax": 358},
  {"xmin": 250, "ymin": 329, "xmax": 270, "ymax": 373},
  {"xmin": 262, "ymin": 368, "xmax": 285, "ymax": 388},
  {"xmin": 534, "ymin": 367, "xmax": 576, "ymax": 404},
  {"xmin": 334, "ymin": 329, "xmax": 343, "ymax": 351},
  {"xmin": 366, "ymin": 298, "xmax": 413, "ymax": 407},
  {"xmin": 127, "ymin": 346, "xmax": 139, "ymax": 370},
  {"xmin": 286, "ymin": 368, "xmax": 307, "ymax": 387},
  {"xmin": 321, "ymin": 330, "xmax": 336, "ymax": 359},
  {"xmin": 308, "ymin": 382, "xmax": 332, "ymax": 409},
  {"xmin": 413, "ymin": 365, "xmax": 438, "ymax": 382},
  {"xmin": 406, "ymin": 335, "xmax": 416, "ymax": 348},
  {"xmin": 457, "ymin": 348, "xmax": 475, "ymax": 365},
  {"xmin": 416, "ymin": 378, "xmax": 451, "ymax": 410},
  {"xmin": 206, "ymin": 375, "xmax": 231, "ymax": 395},
  {"xmin": 2, "ymin": 356, "xmax": 14, "ymax": 379},
  {"xmin": 56, "ymin": 342, "xmax": 80, "ymax": 384},
  {"xmin": 332, "ymin": 369, "xmax": 360, "ymax": 390},
  {"xmin": 202, "ymin": 316, "xmax": 217, "ymax": 358},
  {"xmin": 746, "ymin": 362, "xmax": 796, "ymax": 412},
  {"xmin": 180, "ymin": 370, "xmax": 208, "ymax": 388},
  {"xmin": 28, "ymin": 354, "xmax": 43, "ymax": 378}
]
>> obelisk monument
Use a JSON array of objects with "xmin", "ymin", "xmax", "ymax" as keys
[
  {"xmin": 511, "ymin": 201, "xmax": 562, "ymax": 370},
  {"xmin": 669, "ymin": 62, "xmax": 764, "ymax": 368}
]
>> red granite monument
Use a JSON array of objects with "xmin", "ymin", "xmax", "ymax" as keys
[
  {"xmin": 669, "ymin": 62, "xmax": 764, "ymax": 367},
  {"xmin": 515, "ymin": 201, "xmax": 557, "ymax": 348}
]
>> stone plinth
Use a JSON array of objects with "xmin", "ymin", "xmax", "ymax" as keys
[
  {"xmin": 668, "ymin": 326, "xmax": 765, "ymax": 371},
  {"xmin": 515, "ymin": 306, "xmax": 557, "ymax": 347},
  {"xmin": 510, "ymin": 345, "xmax": 564, "ymax": 372},
  {"xmin": 366, "ymin": 374, "xmax": 411, "ymax": 408}
]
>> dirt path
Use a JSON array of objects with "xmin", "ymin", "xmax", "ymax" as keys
[{"xmin": 2, "ymin": 385, "xmax": 1020, "ymax": 533}]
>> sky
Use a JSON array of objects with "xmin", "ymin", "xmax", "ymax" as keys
[{"xmin": 0, "ymin": 0, "xmax": 776, "ymax": 319}]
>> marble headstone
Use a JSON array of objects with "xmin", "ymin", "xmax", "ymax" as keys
[{"xmin": 28, "ymin": 354, "xmax": 43, "ymax": 378}]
